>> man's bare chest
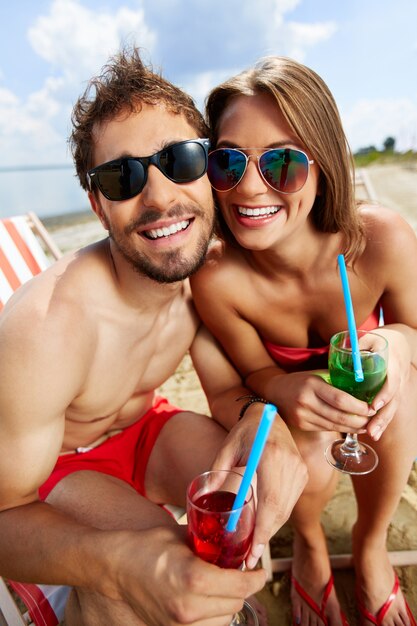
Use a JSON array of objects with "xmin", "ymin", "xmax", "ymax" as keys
[{"xmin": 68, "ymin": 306, "xmax": 198, "ymax": 422}]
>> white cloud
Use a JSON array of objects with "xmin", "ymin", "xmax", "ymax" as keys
[
  {"xmin": 27, "ymin": 80, "xmax": 62, "ymax": 118},
  {"xmin": 0, "ymin": 0, "xmax": 157, "ymax": 167},
  {"xmin": 0, "ymin": 86, "xmax": 64, "ymax": 165},
  {"xmin": 182, "ymin": 68, "xmax": 242, "ymax": 113},
  {"xmin": 239, "ymin": 0, "xmax": 337, "ymax": 61},
  {"xmin": 28, "ymin": 0, "xmax": 156, "ymax": 83},
  {"xmin": 274, "ymin": 0, "xmax": 301, "ymax": 11},
  {"xmin": 343, "ymin": 98, "xmax": 417, "ymax": 152},
  {"xmin": 177, "ymin": 1, "xmax": 337, "ymax": 108},
  {"xmin": 281, "ymin": 21, "xmax": 338, "ymax": 60},
  {"xmin": 0, "ymin": 88, "xmax": 19, "ymax": 108}
]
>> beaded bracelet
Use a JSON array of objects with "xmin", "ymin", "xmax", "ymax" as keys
[{"xmin": 236, "ymin": 394, "xmax": 270, "ymax": 421}]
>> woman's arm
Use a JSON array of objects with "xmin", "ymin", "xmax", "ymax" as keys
[{"xmin": 358, "ymin": 206, "xmax": 417, "ymax": 438}]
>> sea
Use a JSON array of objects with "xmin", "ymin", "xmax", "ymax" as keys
[{"xmin": 0, "ymin": 166, "xmax": 92, "ymax": 225}]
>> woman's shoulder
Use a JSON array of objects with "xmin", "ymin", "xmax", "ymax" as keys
[
  {"xmin": 196, "ymin": 239, "xmax": 248, "ymax": 274},
  {"xmin": 360, "ymin": 202, "xmax": 414, "ymax": 233},
  {"xmin": 358, "ymin": 203, "xmax": 417, "ymax": 268},
  {"xmin": 190, "ymin": 239, "xmax": 249, "ymax": 297}
]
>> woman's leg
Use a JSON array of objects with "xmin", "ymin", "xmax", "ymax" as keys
[
  {"xmin": 290, "ymin": 429, "xmax": 346, "ymax": 625},
  {"xmin": 352, "ymin": 367, "xmax": 417, "ymax": 625}
]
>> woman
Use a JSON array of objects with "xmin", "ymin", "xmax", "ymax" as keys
[{"xmin": 191, "ymin": 56, "xmax": 417, "ymax": 625}]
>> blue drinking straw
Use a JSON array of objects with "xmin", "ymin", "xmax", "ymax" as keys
[
  {"xmin": 226, "ymin": 403, "xmax": 277, "ymax": 532},
  {"xmin": 337, "ymin": 254, "xmax": 364, "ymax": 382}
]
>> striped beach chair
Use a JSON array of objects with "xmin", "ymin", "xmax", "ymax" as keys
[
  {"xmin": 0, "ymin": 212, "xmax": 61, "ymax": 311},
  {"xmin": 0, "ymin": 579, "xmax": 69, "ymax": 626}
]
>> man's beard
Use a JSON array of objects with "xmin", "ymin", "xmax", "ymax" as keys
[{"xmin": 103, "ymin": 204, "xmax": 215, "ymax": 283}]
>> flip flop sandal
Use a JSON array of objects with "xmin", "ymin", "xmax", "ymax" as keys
[
  {"xmin": 291, "ymin": 573, "xmax": 349, "ymax": 626},
  {"xmin": 357, "ymin": 572, "xmax": 416, "ymax": 625}
]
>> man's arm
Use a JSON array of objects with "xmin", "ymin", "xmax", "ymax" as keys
[
  {"xmin": 190, "ymin": 324, "xmax": 308, "ymax": 568},
  {"xmin": 0, "ymin": 502, "xmax": 266, "ymax": 624},
  {"xmin": 0, "ymin": 293, "xmax": 124, "ymax": 590},
  {"xmin": 0, "ymin": 309, "xmax": 80, "ymax": 511},
  {"xmin": 0, "ymin": 298, "xmax": 265, "ymax": 625}
]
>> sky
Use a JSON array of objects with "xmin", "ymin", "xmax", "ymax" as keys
[{"xmin": 1, "ymin": 0, "xmax": 416, "ymax": 218}]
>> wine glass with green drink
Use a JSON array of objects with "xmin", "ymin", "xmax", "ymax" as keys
[{"xmin": 325, "ymin": 329, "xmax": 388, "ymax": 475}]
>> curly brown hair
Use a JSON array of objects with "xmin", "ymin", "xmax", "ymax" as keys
[
  {"xmin": 70, "ymin": 47, "xmax": 208, "ymax": 191},
  {"xmin": 206, "ymin": 56, "xmax": 365, "ymax": 262}
]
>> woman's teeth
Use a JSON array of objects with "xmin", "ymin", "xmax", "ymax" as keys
[{"xmin": 237, "ymin": 206, "xmax": 280, "ymax": 218}]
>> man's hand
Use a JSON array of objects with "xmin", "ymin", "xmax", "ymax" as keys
[
  {"xmin": 210, "ymin": 407, "xmax": 308, "ymax": 570},
  {"xmin": 116, "ymin": 525, "xmax": 267, "ymax": 625}
]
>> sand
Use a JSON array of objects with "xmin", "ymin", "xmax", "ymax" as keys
[{"xmin": 48, "ymin": 163, "xmax": 417, "ymax": 625}]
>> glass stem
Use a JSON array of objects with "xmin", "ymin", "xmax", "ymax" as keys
[{"xmin": 342, "ymin": 432, "xmax": 360, "ymax": 451}]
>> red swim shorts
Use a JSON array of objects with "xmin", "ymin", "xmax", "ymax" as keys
[{"xmin": 39, "ymin": 396, "xmax": 182, "ymax": 501}]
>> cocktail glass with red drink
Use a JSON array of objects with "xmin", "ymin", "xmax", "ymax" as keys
[{"xmin": 186, "ymin": 469, "xmax": 259, "ymax": 625}]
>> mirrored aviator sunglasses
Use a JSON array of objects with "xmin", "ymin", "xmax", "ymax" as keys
[
  {"xmin": 87, "ymin": 138, "xmax": 210, "ymax": 201},
  {"xmin": 207, "ymin": 147, "xmax": 314, "ymax": 194}
]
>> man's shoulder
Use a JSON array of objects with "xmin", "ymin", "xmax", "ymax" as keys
[{"xmin": 0, "ymin": 242, "xmax": 108, "ymax": 334}]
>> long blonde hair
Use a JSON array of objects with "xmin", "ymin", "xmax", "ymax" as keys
[{"xmin": 206, "ymin": 56, "xmax": 364, "ymax": 262}]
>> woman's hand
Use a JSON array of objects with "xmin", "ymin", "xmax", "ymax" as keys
[
  {"xmin": 366, "ymin": 327, "xmax": 412, "ymax": 440},
  {"xmin": 268, "ymin": 370, "xmax": 373, "ymax": 434}
]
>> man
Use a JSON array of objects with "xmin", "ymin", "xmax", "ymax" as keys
[{"xmin": 0, "ymin": 48, "xmax": 307, "ymax": 625}]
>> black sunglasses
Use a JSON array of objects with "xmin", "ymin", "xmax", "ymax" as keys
[
  {"xmin": 87, "ymin": 138, "xmax": 210, "ymax": 201},
  {"xmin": 207, "ymin": 147, "xmax": 314, "ymax": 193}
]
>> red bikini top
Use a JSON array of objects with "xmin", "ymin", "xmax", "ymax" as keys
[{"xmin": 263, "ymin": 307, "xmax": 381, "ymax": 371}]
